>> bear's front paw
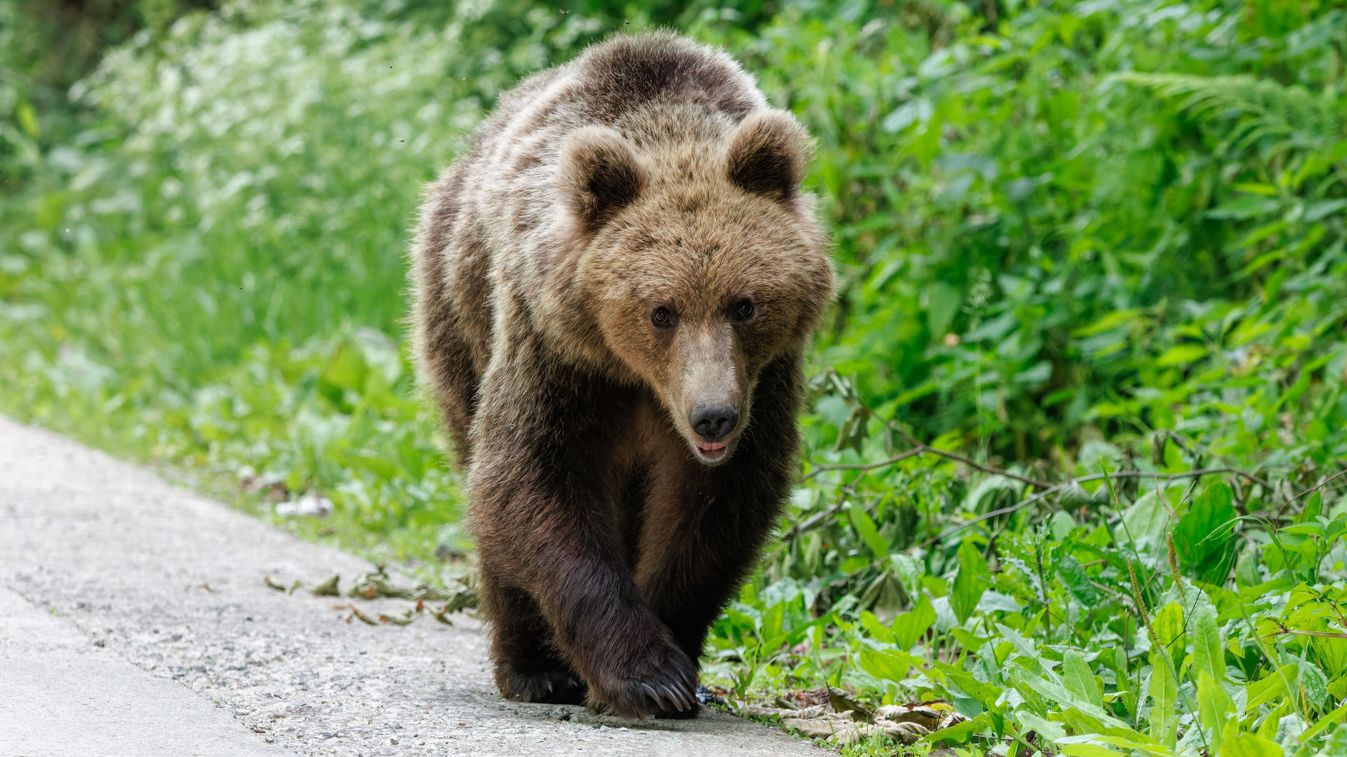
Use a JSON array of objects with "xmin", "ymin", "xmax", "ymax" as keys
[
  {"xmin": 497, "ymin": 666, "xmax": 588, "ymax": 705},
  {"xmin": 585, "ymin": 632, "xmax": 698, "ymax": 718}
]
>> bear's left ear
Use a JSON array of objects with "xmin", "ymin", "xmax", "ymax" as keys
[
  {"xmin": 560, "ymin": 126, "xmax": 647, "ymax": 231},
  {"xmin": 725, "ymin": 109, "xmax": 812, "ymax": 201}
]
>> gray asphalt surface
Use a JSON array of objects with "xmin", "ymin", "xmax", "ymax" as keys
[{"xmin": 0, "ymin": 417, "xmax": 824, "ymax": 756}]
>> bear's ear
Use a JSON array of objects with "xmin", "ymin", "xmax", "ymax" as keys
[
  {"xmin": 725, "ymin": 109, "xmax": 811, "ymax": 201},
  {"xmin": 559, "ymin": 126, "xmax": 646, "ymax": 231}
]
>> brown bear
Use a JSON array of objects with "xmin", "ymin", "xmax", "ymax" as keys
[{"xmin": 409, "ymin": 31, "xmax": 833, "ymax": 718}]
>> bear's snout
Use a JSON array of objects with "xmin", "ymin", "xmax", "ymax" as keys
[{"xmin": 689, "ymin": 403, "xmax": 738, "ymax": 442}]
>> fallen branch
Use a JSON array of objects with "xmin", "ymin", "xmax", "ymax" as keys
[
  {"xmin": 802, "ymin": 448, "xmax": 926, "ymax": 480},
  {"xmin": 1295, "ymin": 466, "xmax": 1347, "ymax": 500},
  {"xmin": 1265, "ymin": 628, "xmax": 1347, "ymax": 640},
  {"xmin": 920, "ymin": 467, "xmax": 1269, "ymax": 547},
  {"xmin": 1063, "ymin": 467, "xmax": 1272, "ymax": 491},
  {"xmin": 782, "ymin": 484, "xmax": 862, "ymax": 539},
  {"xmin": 788, "ymin": 453, "xmax": 1273, "ymax": 543},
  {"xmin": 805, "ymin": 443, "xmax": 1050, "ymax": 489}
]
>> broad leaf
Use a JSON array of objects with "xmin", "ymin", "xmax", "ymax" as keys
[
  {"xmin": 857, "ymin": 640, "xmax": 920, "ymax": 683},
  {"xmin": 1217, "ymin": 727, "xmax": 1284, "ymax": 756},
  {"xmin": 847, "ymin": 500, "xmax": 889, "ymax": 558},
  {"xmin": 1148, "ymin": 652, "xmax": 1178, "ymax": 748},
  {"xmin": 1196, "ymin": 671, "xmax": 1233, "ymax": 751},
  {"xmin": 951, "ymin": 541, "xmax": 991, "ymax": 623},
  {"xmin": 1174, "ymin": 482, "xmax": 1238, "ymax": 583},
  {"xmin": 1063, "ymin": 650, "xmax": 1103, "ymax": 709},
  {"xmin": 1191, "ymin": 602, "xmax": 1226, "ymax": 683},
  {"xmin": 891, "ymin": 593, "xmax": 936, "ymax": 650}
]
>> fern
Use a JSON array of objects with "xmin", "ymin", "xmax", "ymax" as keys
[{"xmin": 1109, "ymin": 72, "xmax": 1342, "ymax": 158}]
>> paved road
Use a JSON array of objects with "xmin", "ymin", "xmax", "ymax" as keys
[{"xmin": 0, "ymin": 417, "xmax": 823, "ymax": 756}]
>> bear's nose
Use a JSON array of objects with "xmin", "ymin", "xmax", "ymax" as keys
[{"xmin": 689, "ymin": 403, "xmax": 739, "ymax": 442}]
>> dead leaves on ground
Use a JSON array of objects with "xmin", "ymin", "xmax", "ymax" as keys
[
  {"xmin": 264, "ymin": 567, "xmax": 478, "ymax": 627},
  {"xmin": 743, "ymin": 687, "xmax": 965, "ymax": 746},
  {"xmin": 264, "ymin": 572, "xmax": 961, "ymax": 749},
  {"xmin": 329, "ymin": 600, "xmax": 440, "ymax": 627}
]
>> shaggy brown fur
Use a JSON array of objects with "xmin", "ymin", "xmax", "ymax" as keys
[{"xmin": 409, "ymin": 31, "xmax": 833, "ymax": 718}]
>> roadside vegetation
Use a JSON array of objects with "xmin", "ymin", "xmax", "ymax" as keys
[{"xmin": 2, "ymin": 0, "xmax": 1345, "ymax": 753}]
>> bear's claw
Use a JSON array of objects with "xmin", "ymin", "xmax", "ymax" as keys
[
  {"xmin": 499, "ymin": 668, "xmax": 587, "ymax": 705},
  {"xmin": 587, "ymin": 637, "xmax": 698, "ymax": 718},
  {"xmin": 650, "ymin": 682, "xmax": 691, "ymax": 712}
]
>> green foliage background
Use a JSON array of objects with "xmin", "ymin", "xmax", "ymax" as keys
[{"xmin": 2, "ymin": 0, "xmax": 1346, "ymax": 754}]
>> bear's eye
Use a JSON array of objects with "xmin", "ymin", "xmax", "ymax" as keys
[
  {"xmin": 650, "ymin": 305, "xmax": 677, "ymax": 330},
  {"xmin": 729, "ymin": 298, "xmax": 756, "ymax": 323}
]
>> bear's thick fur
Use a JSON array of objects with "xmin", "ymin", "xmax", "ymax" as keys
[{"xmin": 410, "ymin": 32, "xmax": 833, "ymax": 717}]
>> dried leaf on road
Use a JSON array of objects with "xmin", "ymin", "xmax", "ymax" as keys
[
  {"xmin": 332, "ymin": 603, "xmax": 379, "ymax": 626},
  {"xmin": 309, "ymin": 575, "xmax": 340, "ymax": 597}
]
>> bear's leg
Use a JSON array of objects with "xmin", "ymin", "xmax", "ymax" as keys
[
  {"xmin": 633, "ymin": 462, "xmax": 785, "ymax": 695},
  {"xmin": 480, "ymin": 570, "xmax": 586, "ymax": 705},
  {"xmin": 471, "ymin": 355, "xmax": 697, "ymax": 718},
  {"xmin": 634, "ymin": 353, "xmax": 804, "ymax": 713},
  {"xmin": 474, "ymin": 476, "xmax": 698, "ymax": 717}
]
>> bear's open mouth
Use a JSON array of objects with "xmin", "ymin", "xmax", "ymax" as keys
[{"xmin": 694, "ymin": 440, "xmax": 729, "ymax": 463}]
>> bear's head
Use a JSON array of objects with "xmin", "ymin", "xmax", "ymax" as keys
[{"xmin": 562, "ymin": 109, "xmax": 834, "ymax": 465}]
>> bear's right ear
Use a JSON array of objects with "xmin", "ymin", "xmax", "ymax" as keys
[{"xmin": 559, "ymin": 126, "xmax": 646, "ymax": 231}]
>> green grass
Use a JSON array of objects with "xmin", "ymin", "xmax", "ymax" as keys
[{"xmin": 3, "ymin": 0, "xmax": 1347, "ymax": 754}]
